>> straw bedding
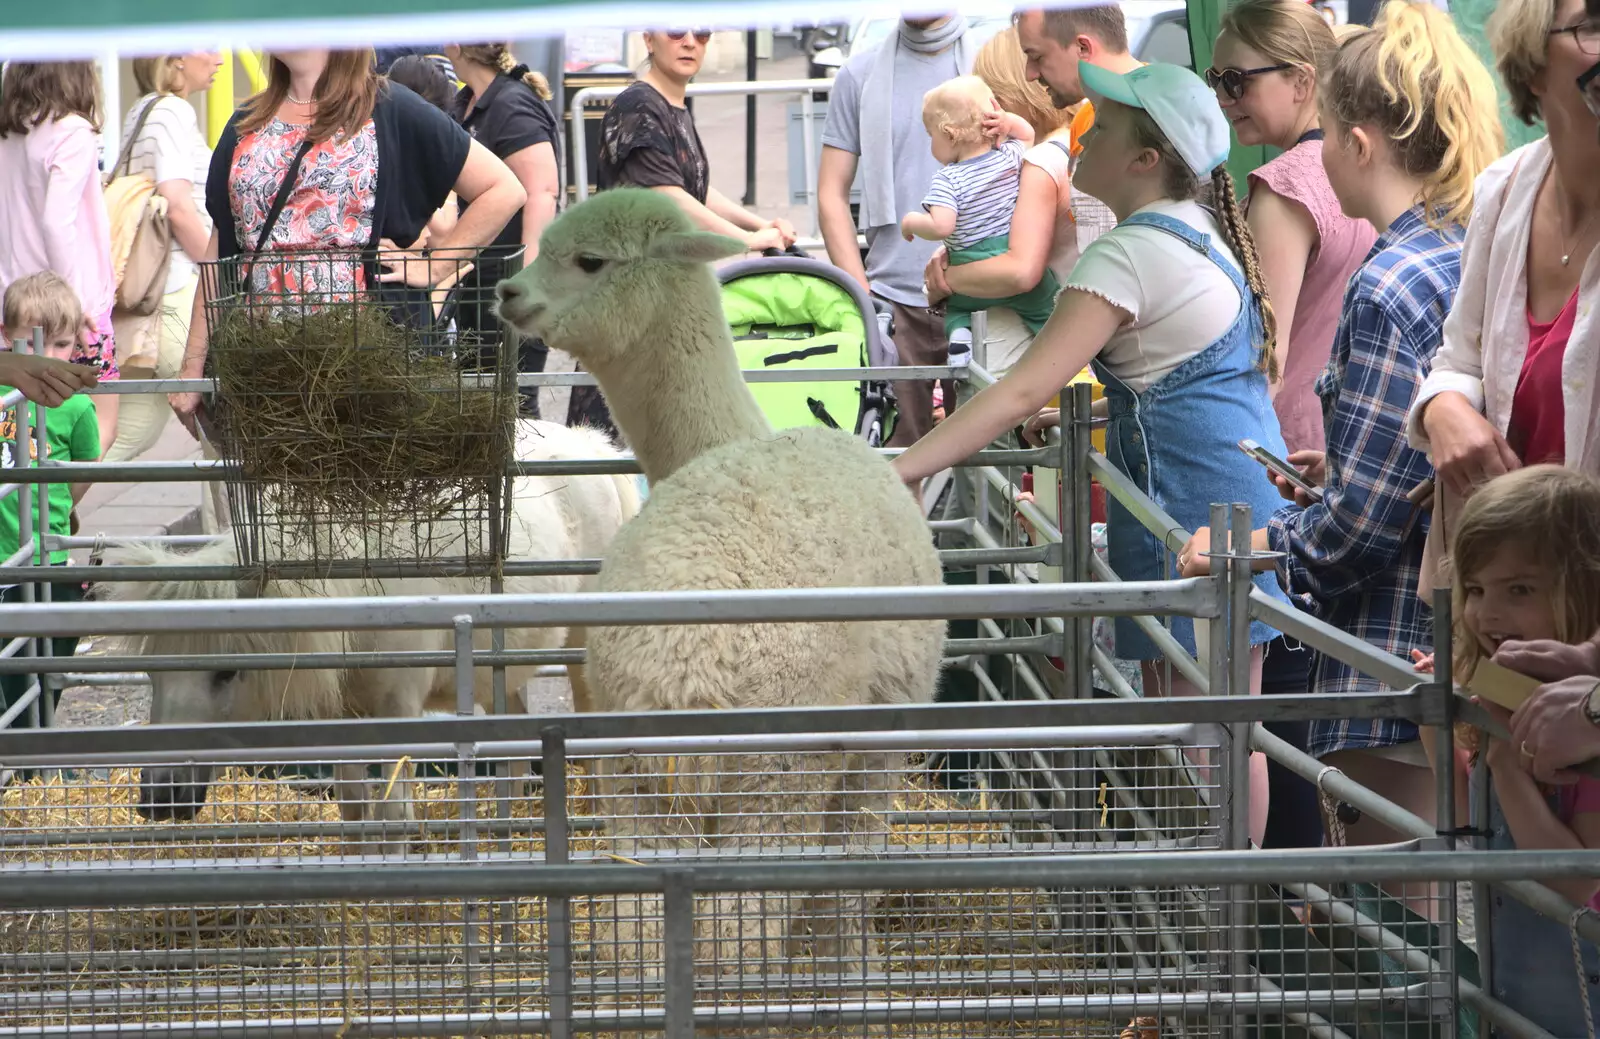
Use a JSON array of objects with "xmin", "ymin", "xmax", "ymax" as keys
[{"xmin": 0, "ymin": 763, "xmax": 1104, "ymax": 1037}]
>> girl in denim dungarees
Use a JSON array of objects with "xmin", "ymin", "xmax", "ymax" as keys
[
  {"xmin": 1446, "ymin": 467, "xmax": 1600, "ymax": 1038},
  {"xmin": 893, "ymin": 61, "xmax": 1290, "ymax": 848}
]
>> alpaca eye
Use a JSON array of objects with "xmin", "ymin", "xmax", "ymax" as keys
[
  {"xmin": 213, "ymin": 670, "xmax": 239, "ymax": 686},
  {"xmin": 576, "ymin": 255, "xmax": 606, "ymax": 274}
]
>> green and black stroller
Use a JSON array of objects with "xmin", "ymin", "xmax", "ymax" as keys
[{"xmin": 718, "ymin": 252, "xmax": 898, "ymax": 446}]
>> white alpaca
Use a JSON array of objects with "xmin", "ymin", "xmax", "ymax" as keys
[
  {"xmin": 497, "ymin": 189, "xmax": 945, "ymax": 969},
  {"xmin": 109, "ymin": 420, "xmax": 639, "ymax": 845}
]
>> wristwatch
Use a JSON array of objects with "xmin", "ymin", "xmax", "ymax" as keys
[{"xmin": 1584, "ymin": 679, "xmax": 1600, "ymax": 727}]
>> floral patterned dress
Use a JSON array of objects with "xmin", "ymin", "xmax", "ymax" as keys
[{"xmin": 227, "ymin": 118, "xmax": 379, "ymax": 307}]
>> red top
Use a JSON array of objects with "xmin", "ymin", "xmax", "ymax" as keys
[{"xmin": 1507, "ymin": 289, "xmax": 1579, "ymax": 466}]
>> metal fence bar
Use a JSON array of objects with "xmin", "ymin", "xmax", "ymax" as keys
[
  {"xmin": 79, "ymin": 367, "xmax": 970, "ymax": 396},
  {"xmin": 662, "ymin": 871, "xmax": 697, "ymax": 1039},
  {"xmin": 0, "ymin": 679, "xmax": 39, "ymax": 727},
  {"xmin": 8, "ymin": 848, "xmax": 1600, "ymax": 907},
  {"xmin": 0, "ymin": 633, "xmax": 1044, "ymax": 677},
  {"xmin": 0, "ymin": 693, "xmax": 1431, "ymax": 761},
  {"xmin": 0, "ymin": 579, "xmax": 1218, "ymax": 637},
  {"xmin": 1, "ymin": 538, "xmax": 1038, "ymax": 586},
  {"xmin": 0, "ymin": 991, "xmax": 1507, "ymax": 1039},
  {"xmin": 17, "ymin": 441, "xmax": 1056, "ymax": 485},
  {"xmin": 11, "ymin": 350, "xmax": 38, "ymax": 728},
  {"xmin": 1247, "ymin": 588, "xmax": 1418, "ymax": 692},
  {"xmin": 0, "ymin": 722, "xmax": 1207, "ymax": 771},
  {"xmin": 1091, "ymin": 552, "xmax": 1211, "ymax": 690},
  {"xmin": 542, "ymin": 725, "xmax": 573, "ymax": 1039}
]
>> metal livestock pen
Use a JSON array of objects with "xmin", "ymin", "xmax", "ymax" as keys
[{"xmin": 0, "ymin": 338, "xmax": 1593, "ymax": 1039}]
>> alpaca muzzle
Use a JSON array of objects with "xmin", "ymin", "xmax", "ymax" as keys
[{"xmin": 493, "ymin": 279, "xmax": 546, "ymax": 333}]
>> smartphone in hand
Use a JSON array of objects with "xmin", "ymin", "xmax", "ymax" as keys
[{"xmin": 1238, "ymin": 438, "xmax": 1325, "ymax": 504}]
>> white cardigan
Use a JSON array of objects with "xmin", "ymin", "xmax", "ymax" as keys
[{"xmin": 1406, "ymin": 137, "xmax": 1600, "ymax": 471}]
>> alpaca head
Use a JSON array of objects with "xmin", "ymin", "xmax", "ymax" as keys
[{"xmin": 496, "ymin": 189, "xmax": 745, "ymax": 367}]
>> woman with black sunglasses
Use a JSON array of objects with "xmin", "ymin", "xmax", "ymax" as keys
[
  {"xmin": 597, "ymin": 30, "xmax": 795, "ymax": 253},
  {"xmin": 1211, "ymin": 0, "xmax": 1376, "ymax": 460},
  {"xmin": 571, "ymin": 28, "xmax": 799, "ymax": 437}
]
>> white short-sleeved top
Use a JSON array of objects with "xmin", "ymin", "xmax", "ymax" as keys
[
  {"xmin": 120, "ymin": 94, "xmax": 211, "ymax": 293},
  {"xmin": 1064, "ymin": 199, "xmax": 1245, "ymax": 393}
]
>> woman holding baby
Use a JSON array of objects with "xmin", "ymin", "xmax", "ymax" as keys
[
  {"xmin": 920, "ymin": 27, "xmax": 1115, "ymax": 370},
  {"xmin": 893, "ymin": 60, "xmax": 1292, "ymax": 847}
]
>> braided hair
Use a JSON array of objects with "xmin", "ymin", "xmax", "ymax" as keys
[
  {"xmin": 1126, "ymin": 108, "xmax": 1278, "ymax": 380},
  {"xmin": 456, "ymin": 43, "xmax": 552, "ymax": 100}
]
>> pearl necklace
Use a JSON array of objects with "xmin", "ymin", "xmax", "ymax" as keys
[
  {"xmin": 287, "ymin": 91, "xmax": 314, "ymax": 105},
  {"xmin": 1557, "ymin": 186, "xmax": 1598, "ymax": 267}
]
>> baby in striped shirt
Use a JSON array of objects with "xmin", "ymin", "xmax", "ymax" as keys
[{"xmin": 900, "ymin": 76, "xmax": 1062, "ymax": 361}]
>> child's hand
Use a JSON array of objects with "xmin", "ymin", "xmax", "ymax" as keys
[
  {"xmin": 1411, "ymin": 650, "xmax": 1435, "ymax": 675},
  {"xmin": 1022, "ymin": 408, "xmax": 1061, "ymax": 446},
  {"xmin": 979, "ymin": 104, "xmax": 1007, "ymax": 142},
  {"xmin": 1470, "ymin": 693, "xmax": 1519, "ymax": 771},
  {"xmin": 1014, "ymin": 489, "xmax": 1039, "ymax": 544},
  {"xmin": 900, "ymin": 214, "xmax": 917, "ymax": 242}
]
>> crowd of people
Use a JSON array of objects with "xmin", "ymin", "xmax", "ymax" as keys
[
  {"xmin": 827, "ymin": 0, "xmax": 1598, "ymax": 1030},
  {"xmin": 0, "ymin": 0, "xmax": 1599, "ymax": 1030}
]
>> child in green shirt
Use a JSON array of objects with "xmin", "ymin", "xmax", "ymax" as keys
[{"xmin": 0, "ymin": 272, "xmax": 100, "ymax": 728}]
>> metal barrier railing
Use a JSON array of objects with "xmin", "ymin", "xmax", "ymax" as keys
[{"xmin": 1, "ymin": 323, "xmax": 1593, "ymax": 1038}]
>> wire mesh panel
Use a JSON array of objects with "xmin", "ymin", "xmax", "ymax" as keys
[
  {"xmin": 0, "ymin": 729, "xmax": 1250, "ymax": 1037},
  {"xmin": 198, "ymin": 247, "xmax": 520, "ymax": 573},
  {"xmin": 0, "ymin": 738, "xmax": 1218, "ymax": 867},
  {"xmin": 0, "ymin": 877, "xmax": 1464, "ymax": 1038}
]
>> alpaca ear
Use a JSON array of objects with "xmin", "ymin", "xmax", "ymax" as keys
[{"xmin": 647, "ymin": 231, "xmax": 747, "ymax": 264}]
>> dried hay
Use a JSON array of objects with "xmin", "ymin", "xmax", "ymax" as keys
[
  {"xmin": 0, "ymin": 763, "xmax": 1110, "ymax": 1036},
  {"xmin": 206, "ymin": 304, "xmax": 515, "ymax": 543}
]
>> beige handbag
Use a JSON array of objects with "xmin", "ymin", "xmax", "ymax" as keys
[
  {"xmin": 1416, "ymin": 480, "xmax": 1460, "ymax": 605},
  {"xmin": 103, "ymin": 98, "xmax": 172, "ymax": 317}
]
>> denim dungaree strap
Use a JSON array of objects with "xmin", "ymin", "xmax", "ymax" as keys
[
  {"xmin": 1089, "ymin": 210, "xmax": 1291, "ymax": 660},
  {"xmin": 1475, "ymin": 770, "xmax": 1600, "ymax": 1037}
]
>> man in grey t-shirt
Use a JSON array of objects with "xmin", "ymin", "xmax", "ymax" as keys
[{"xmin": 819, "ymin": 14, "xmax": 1001, "ymax": 447}]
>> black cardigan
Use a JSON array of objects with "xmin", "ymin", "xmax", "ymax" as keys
[{"xmin": 206, "ymin": 81, "xmax": 471, "ymax": 260}]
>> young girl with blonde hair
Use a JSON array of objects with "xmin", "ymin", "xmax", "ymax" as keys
[
  {"xmin": 1178, "ymin": 0, "xmax": 1502, "ymax": 859},
  {"xmin": 1448, "ymin": 465, "xmax": 1600, "ymax": 1036}
]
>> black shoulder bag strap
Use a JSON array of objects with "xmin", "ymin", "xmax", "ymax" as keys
[
  {"xmin": 238, "ymin": 137, "xmax": 314, "ymax": 296},
  {"xmin": 200, "ymin": 136, "xmax": 312, "ymax": 447}
]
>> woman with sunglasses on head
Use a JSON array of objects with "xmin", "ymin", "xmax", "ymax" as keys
[
  {"xmin": 1404, "ymin": 0, "xmax": 1600, "ymax": 592},
  {"xmin": 894, "ymin": 61, "xmax": 1295, "ymax": 849}
]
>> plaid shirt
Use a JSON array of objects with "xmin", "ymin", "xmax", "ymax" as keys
[{"xmin": 1265, "ymin": 205, "xmax": 1462, "ymax": 757}]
